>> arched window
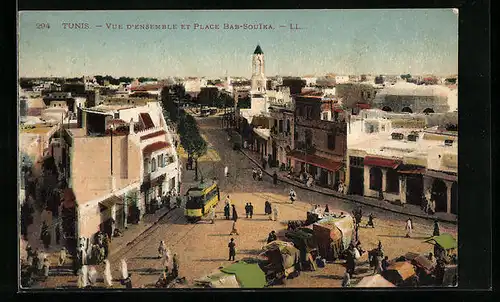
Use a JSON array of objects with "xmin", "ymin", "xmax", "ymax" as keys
[
  {"xmin": 151, "ymin": 158, "xmax": 157, "ymax": 172},
  {"xmin": 401, "ymin": 107, "xmax": 413, "ymax": 113}
]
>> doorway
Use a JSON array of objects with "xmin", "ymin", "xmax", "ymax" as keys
[
  {"xmin": 349, "ymin": 167, "xmax": 364, "ymax": 196},
  {"xmin": 451, "ymin": 182, "xmax": 458, "ymax": 214},
  {"xmin": 431, "ymin": 179, "xmax": 448, "ymax": 213},
  {"xmin": 406, "ymin": 175, "xmax": 424, "ymax": 206}
]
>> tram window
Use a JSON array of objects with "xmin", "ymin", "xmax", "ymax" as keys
[
  {"xmin": 186, "ymin": 195, "xmax": 203, "ymax": 209},
  {"xmin": 204, "ymin": 188, "xmax": 218, "ymax": 204}
]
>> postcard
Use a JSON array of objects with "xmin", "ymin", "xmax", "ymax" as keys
[{"xmin": 18, "ymin": 9, "xmax": 458, "ymax": 289}]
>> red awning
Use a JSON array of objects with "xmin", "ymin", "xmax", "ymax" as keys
[
  {"xmin": 398, "ymin": 165, "xmax": 426, "ymax": 174},
  {"xmin": 287, "ymin": 150, "xmax": 343, "ymax": 172},
  {"xmin": 140, "ymin": 130, "xmax": 166, "ymax": 141},
  {"xmin": 143, "ymin": 141, "xmax": 170, "ymax": 154},
  {"xmin": 364, "ymin": 156, "xmax": 401, "ymax": 169}
]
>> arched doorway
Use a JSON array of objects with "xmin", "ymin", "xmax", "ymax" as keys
[
  {"xmin": 423, "ymin": 108, "xmax": 435, "ymax": 114},
  {"xmin": 369, "ymin": 167, "xmax": 383, "ymax": 192},
  {"xmin": 401, "ymin": 107, "xmax": 413, "ymax": 113},
  {"xmin": 451, "ymin": 182, "xmax": 458, "ymax": 215},
  {"xmin": 382, "ymin": 106, "xmax": 393, "ymax": 112},
  {"xmin": 431, "ymin": 179, "xmax": 447, "ymax": 212}
]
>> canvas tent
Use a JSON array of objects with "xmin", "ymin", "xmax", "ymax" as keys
[
  {"xmin": 195, "ymin": 260, "xmax": 267, "ymax": 288},
  {"xmin": 381, "ymin": 261, "xmax": 416, "ymax": 286},
  {"xmin": 424, "ymin": 233, "xmax": 457, "ymax": 251},
  {"xmin": 355, "ymin": 274, "xmax": 396, "ymax": 288},
  {"xmin": 313, "ymin": 214, "xmax": 354, "ymax": 260}
]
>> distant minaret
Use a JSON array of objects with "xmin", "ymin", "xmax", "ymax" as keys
[{"xmin": 251, "ymin": 45, "xmax": 267, "ymax": 94}]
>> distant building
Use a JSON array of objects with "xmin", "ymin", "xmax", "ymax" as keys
[
  {"xmin": 372, "ymin": 82, "xmax": 451, "ymax": 113},
  {"xmin": 346, "ymin": 114, "xmax": 457, "ymax": 214}
]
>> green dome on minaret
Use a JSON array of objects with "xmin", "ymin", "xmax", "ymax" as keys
[{"xmin": 253, "ymin": 45, "xmax": 264, "ymax": 54}]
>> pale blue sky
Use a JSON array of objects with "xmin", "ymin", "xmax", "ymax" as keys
[{"xmin": 18, "ymin": 9, "xmax": 458, "ymax": 78}]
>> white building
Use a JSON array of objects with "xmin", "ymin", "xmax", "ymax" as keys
[
  {"xmin": 62, "ymin": 100, "xmax": 180, "ymax": 247},
  {"xmin": 335, "ymin": 75, "xmax": 350, "ymax": 84},
  {"xmin": 346, "ymin": 114, "xmax": 458, "ymax": 214}
]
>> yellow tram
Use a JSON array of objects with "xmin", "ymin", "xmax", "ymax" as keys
[{"xmin": 185, "ymin": 182, "xmax": 220, "ymax": 223}]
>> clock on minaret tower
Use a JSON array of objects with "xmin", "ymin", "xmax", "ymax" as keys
[{"xmin": 251, "ymin": 45, "xmax": 267, "ymax": 93}]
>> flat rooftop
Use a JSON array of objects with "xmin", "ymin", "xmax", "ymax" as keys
[
  {"xmin": 20, "ymin": 125, "xmax": 56, "ymax": 135},
  {"xmin": 86, "ymin": 104, "xmax": 136, "ymax": 113}
]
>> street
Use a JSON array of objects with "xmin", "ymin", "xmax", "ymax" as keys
[{"xmin": 35, "ymin": 115, "xmax": 457, "ymax": 288}]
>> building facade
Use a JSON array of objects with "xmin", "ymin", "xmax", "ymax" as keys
[
  {"xmin": 59, "ymin": 100, "xmax": 179, "ymax": 249},
  {"xmin": 289, "ymin": 94, "xmax": 347, "ymax": 189},
  {"xmin": 346, "ymin": 116, "xmax": 458, "ymax": 214}
]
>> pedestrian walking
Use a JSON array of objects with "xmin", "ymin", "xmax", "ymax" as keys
[
  {"xmin": 172, "ymin": 254, "xmax": 179, "ymax": 279},
  {"xmin": 374, "ymin": 253, "xmax": 383, "ymax": 275},
  {"xmin": 78, "ymin": 265, "xmax": 88, "ymax": 288},
  {"xmin": 432, "ymin": 220, "xmax": 441, "ymax": 237},
  {"xmin": 87, "ymin": 266, "xmax": 98, "ymax": 288},
  {"xmin": 273, "ymin": 171, "xmax": 278, "ymax": 185},
  {"xmin": 103, "ymin": 259, "xmax": 113, "ymax": 287},
  {"xmin": 158, "ymin": 240, "xmax": 167, "ymax": 259},
  {"xmin": 405, "ymin": 218, "xmax": 413, "ymax": 238},
  {"xmin": 42, "ymin": 256, "xmax": 50, "ymax": 281},
  {"xmin": 58, "ymin": 247, "xmax": 67, "ymax": 266},
  {"xmin": 209, "ymin": 207, "xmax": 216, "ymax": 224},
  {"xmin": 40, "ymin": 221, "xmax": 51, "ymax": 249},
  {"xmin": 37, "ymin": 251, "xmax": 45, "ymax": 275},
  {"xmin": 257, "ymin": 168, "xmax": 263, "ymax": 181},
  {"xmin": 366, "ymin": 213, "xmax": 375, "ymax": 228},
  {"xmin": 231, "ymin": 204, "xmax": 238, "ymax": 222},
  {"xmin": 225, "ymin": 195, "xmax": 231, "ymax": 206},
  {"xmin": 289, "ymin": 188, "xmax": 296, "ymax": 203},
  {"xmin": 267, "ymin": 230, "xmax": 277, "ymax": 243},
  {"xmin": 25, "ymin": 245, "xmax": 33, "ymax": 267},
  {"xmin": 272, "ymin": 204, "xmax": 279, "ymax": 221},
  {"xmin": 264, "ymin": 200, "xmax": 272, "ymax": 215},
  {"xmin": 381, "ymin": 256, "xmax": 389, "ymax": 271},
  {"xmin": 252, "ymin": 168, "xmax": 257, "ymax": 180},
  {"xmin": 245, "ymin": 203, "xmax": 250, "ymax": 218},
  {"xmin": 176, "ymin": 193, "xmax": 182, "ymax": 208},
  {"xmin": 224, "ymin": 203, "xmax": 230, "ymax": 220},
  {"xmin": 345, "ymin": 244, "xmax": 356, "ymax": 276},
  {"xmin": 224, "ymin": 166, "xmax": 229, "ymax": 177},
  {"xmin": 120, "ymin": 259, "xmax": 128, "ymax": 281},
  {"xmin": 342, "ymin": 271, "xmax": 351, "ymax": 287},
  {"xmin": 429, "ymin": 198, "xmax": 436, "ymax": 215},
  {"xmin": 324, "ymin": 204, "xmax": 330, "ymax": 214},
  {"xmin": 228, "ymin": 238, "xmax": 236, "ymax": 261},
  {"xmin": 122, "ymin": 273, "xmax": 133, "ymax": 289},
  {"xmin": 249, "ymin": 203, "xmax": 254, "ymax": 218},
  {"xmin": 229, "ymin": 220, "xmax": 239, "ymax": 235}
]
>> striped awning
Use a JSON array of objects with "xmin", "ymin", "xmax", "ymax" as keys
[{"xmin": 364, "ymin": 156, "xmax": 401, "ymax": 169}]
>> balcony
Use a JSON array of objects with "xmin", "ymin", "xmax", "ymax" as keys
[
  {"xmin": 144, "ymin": 160, "xmax": 178, "ymax": 182},
  {"xmin": 296, "ymin": 141, "xmax": 316, "ymax": 154}
]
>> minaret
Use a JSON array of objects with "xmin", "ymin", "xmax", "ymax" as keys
[{"xmin": 251, "ymin": 45, "xmax": 267, "ymax": 94}]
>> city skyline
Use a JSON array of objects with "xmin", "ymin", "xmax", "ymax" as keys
[{"xmin": 19, "ymin": 9, "xmax": 458, "ymax": 78}]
